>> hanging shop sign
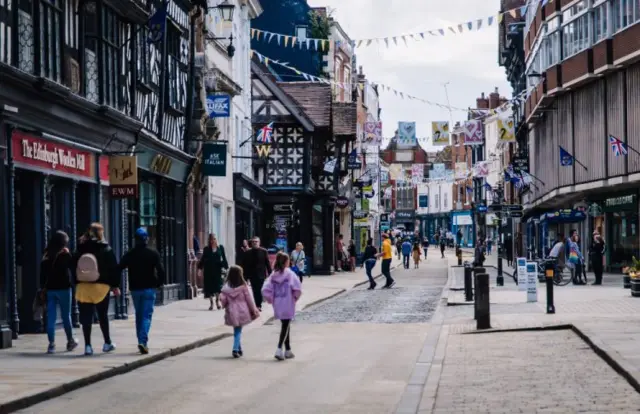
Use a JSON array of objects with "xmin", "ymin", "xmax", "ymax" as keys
[
  {"xmin": 362, "ymin": 185, "xmax": 374, "ymax": 198},
  {"xmin": 512, "ymin": 155, "xmax": 529, "ymax": 174},
  {"xmin": 347, "ymin": 150, "xmax": 362, "ymax": 169},
  {"xmin": 587, "ymin": 203, "xmax": 603, "ymax": 217},
  {"xmin": 202, "ymin": 142, "xmax": 227, "ymax": 177},
  {"xmin": 11, "ymin": 130, "xmax": 95, "ymax": 180},
  {"xmin": 108, "ymin": 155, "xmax": 138, "ymax": 198},
  {"xmin": 206, "ymin": 94, "xmax": 231, "ymax": 118},
  {"xmin": 336, "ymin": 196, "xmax": 350, "ymax": 209}
]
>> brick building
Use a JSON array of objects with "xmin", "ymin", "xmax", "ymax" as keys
[{"xmin": 521, "ymin": 0, "xmax": 640, "ymax": 270}]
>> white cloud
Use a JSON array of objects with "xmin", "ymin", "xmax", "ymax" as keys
[{"xmin": 307, "ymin": 0, "xmax": 512, "ymax": 140}]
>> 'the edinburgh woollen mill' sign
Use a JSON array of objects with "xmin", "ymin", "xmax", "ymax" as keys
[{"xmin": 109, "ymin": 155, "xmax": 138, "ymax": 198}]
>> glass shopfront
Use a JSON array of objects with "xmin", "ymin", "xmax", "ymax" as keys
[{"xmin": 601, "ymin": 193, "xmax": 639, "ymax": 271}]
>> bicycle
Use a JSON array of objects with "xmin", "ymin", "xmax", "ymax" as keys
[{"xmin": 536, "ymin": 258, "xmax": 571, "ymax": 286}]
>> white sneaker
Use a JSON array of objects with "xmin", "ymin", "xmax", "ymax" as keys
[
  {"xmin": 274, "ymin": 348, "xmax": 285, "ymax": 361},
  {"xmin": 285, "ymin": 350, "xmax": 295, "ymax": 359}
]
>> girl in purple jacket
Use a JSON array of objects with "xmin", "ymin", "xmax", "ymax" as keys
[{"xmin": 262, "ymin": 252, "xmax": 302, "ymax": 361}]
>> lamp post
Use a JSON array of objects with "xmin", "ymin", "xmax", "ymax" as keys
[{"xmin": 492, "ymin": 183, "xmax": 505, "ymax": 286}]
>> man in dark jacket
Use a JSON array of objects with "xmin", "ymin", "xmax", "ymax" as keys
[
  {"xmin": 119, "ymin": 228, "xmax": 165, "ymax": 354},
  {"xmin": 242, "ymin": 237, "xmax": 272, "ymax": 310}
]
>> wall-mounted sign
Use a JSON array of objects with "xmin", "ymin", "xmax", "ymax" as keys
[
  {"xmin": 353, "ymin": 210, "xmax": 368, "ymax": 219},
  {"xmin": 587, "ymin": 203, "xmax": 603, "ymax": 217},
  {"xmin": 419, "ymin": 195, "xmax": 428, "ymax": 208},
  {"xmin": 603, "ymin": 193, "xmax": 637, "ymax": 212},
  {"xmin": 149, "ymin": 154, "xmax": 172, "ymax": 175},
  {"xmin": 12, "ymin": 130, "xmax": 95, "ymax": 179},
  {"xmin": 202, "ymin": 142, "xmax": 227, "ymax": 177},
  {"xmin": 206, "ymin": 94, "xmax": 231, "ymax": 118},
  {"xmin": 380, "ymin": 213, "xmax": 389, "ymax": 223},
  {"xmin": 109, "ymin": 155, "xmax": 138, "ymax": 198},
  {"xmin": 336, "ymin": 196, "xmax": 349, "ymax": 209},
  {"xmin": 395, "ymin": 210, "xmax": 415, "ymax": 221},
  {"xmin": 273, "ymin": 204, "xmax": 292, "ymax": 213}
]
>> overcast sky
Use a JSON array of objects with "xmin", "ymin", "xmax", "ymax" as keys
[{"xmin": 307, "ymin": 0, "xmax": 512, "ymax": 150}]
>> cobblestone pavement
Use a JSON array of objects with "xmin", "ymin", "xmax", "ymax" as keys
[
  {"xmin": 296, "ymin": 262, "xmax": 448, "ymax": 324},
  {"xmin": 427, "ymin": 330, "xmax": 640, "ymax": 413}
]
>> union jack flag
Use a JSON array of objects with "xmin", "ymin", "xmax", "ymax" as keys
[
  {"xmin": 609, "ymin": 134, "xmax": 628, "ymax": 157},
  {"xmin": 256, "ymin": 122, "xmax": 274, "ymax": 144}
]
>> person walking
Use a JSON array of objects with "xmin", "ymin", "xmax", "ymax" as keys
[
  {"xmin": 118, "ymin": 228, "xmax": 165, "ymax": 354},
  {"xmin": 199, "ymin": 234, "xmax": 229, "ymax": 310},
  {"xmin": 40, "ymin": 230, "xmax": 78, "ymax": 354},
  {"xmin": 290, "ymin": 242, "xmax": 306, "ymax": 283},
  {"xmin": 348, "ymin": 240, "xmax": 357, "ymax": 272},
  {"xmin": 439, "ymin": 236, "xmax": 446, "ymax": 259},
  {"xmin": 487, "ymin": 237, "xmax": 493, "ymax": 255},
  {"xmin": 412, "ymin": 242, "xmax": 422, "ymax": 269},
  {"xmin": 262, "ymin": 252, "xmax": 302, "ymax": 361},
  {"xmin": 401, "ymin": 239, "xmax": 412, "ymax": 269},
  {"xmin": 242, "ymin": 237, "xmax": 272, "ymax": 311},
  {"xmin": 566, "ymin": 230, "xmax": 585, "ymax": 285},
  {"xmin": 422, "ymin": 237, "xmax": 430, "ymax": 259},
  {"xmin": 381, "ymin": 234, "xmax": 396, "ymax": 288},
  {"xmin": 220, "ymin": 265, "xmax": 260, "ymax": 358},
  {"xmin": 590, "ymin": 232, "xmax": 606, "ymax": 285},
  {"xmin": 336, "ymin": 234, "xmax": 345, "ymax": 272},
  {"xmin": 361, "ymin": 238, "xmax": 379, "ymax": 290},
  {"xmin": 74, "ymin": 223, "xmax": 120, "ymax": 356},
  {"xmin": 473, "ymin": 240, "xmax": 486, "ymax": 267},
  {"xmin": 395, "ymin": 238, "xmax": 403, "ymax": 260}
]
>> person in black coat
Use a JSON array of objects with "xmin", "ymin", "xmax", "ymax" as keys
[
  {"xmin": 590, "ymin": 232, "xmax": 606, "ymax": 285},
  {"xmin": 242, "ymin": 237, "xmax": 272, "ymax": 310},
  {"xmin": 199, "ymin": 233, "xmax": 229, "ymax": 310}
]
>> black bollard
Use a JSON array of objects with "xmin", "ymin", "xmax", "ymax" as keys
[
  {"xmin": 497, "ymin": 252, "xmax": 504, "ymax": 286},
  {"xmin": 545, "ymin": 260, "xmax": 555, "ymax": 314},
  {"xmin": 476, "ymin": 273, "xmax": 491, "ymax": 330},
  {"xmin": 473, "ymin": 267, "xmax": 485, "ymax": 320},
  {"xmin": 464, "ymin": 263, "xmax": 473, "ymax": 302},
  {"xmin": 457, "ymin": 245, "xmax": 462, "ymax": 266}
]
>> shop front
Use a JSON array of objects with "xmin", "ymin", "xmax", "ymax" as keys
[
  {"xmin": 536, "ymin": 209, "xmax": 586, "ymax": 257},
  {"xmin": 394, "ymin": 210, "xmax": 416, "ymax": 233},
  {"xmin": 423, "ymin": 213, "xmax": 451, "ymax": 243},
  {"xmin": 451, "ymin": 210, "xmax": 474, "ymax": 247},
  {"xmin": 589, "ymin": 192, "xmax": 638, "ymax": 272},
  {"xmin": 233, "ymin": 173, "xmax": 265, "ymax": 261},
  {"xmin": 128, "ymin": 145, "xmax": 191, "ymax": 304}
]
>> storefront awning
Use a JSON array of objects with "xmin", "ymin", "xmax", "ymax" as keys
[{"xmin": 539, "ymin": 209, "xmax": 586, "ymax": 224}]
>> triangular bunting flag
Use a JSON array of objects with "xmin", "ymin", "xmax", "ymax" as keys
[
  {"xmin": 314, "ymin": 39, "xmax": 319, "ymax": 49},
  {"xmin": 467, "ymin": 21, "xmax": 473, "ymax": 30},
  {"xmin": 305, "ymin": 39, "xmax": 310, "ymax": 49},
  {"xmin": 392, "ymin": 37, "xmax": 398, "ymax": 45},
  {"xmin": 438, "ymin": 29, "xmax": 445, "ymax": 35},
  {"xmin": 420, "ymin": 33, "xmax": 425, "ymax": 39},
  {"xmin": 448, "ymin": 27, "xmax": 456, "ymax": 34},
  {"xmin": 292, "ymin": 37, "xmax": 297, "ymax": 47},
  {"xmin": 251, "ymin": 29, "xmax": 256, "ymax": 39},
  {"xmin": 277, "ymin": 34, "xmax": 281, "ymax": 45},
  {"xmin": 477, "ymin": 19, "xmax": 483, "ymax": 29},
  {"xmin": 458, "ymin": 24, "xmax": 463, "ymax": 33},
  {"xmin": 284, "ymin": 36, "xmax": 290, "ymax": 47},
  {"xmin": 357, "ymin": 40, "xmax": 363, "ymax": 47},
  {"xmin": 488, "ymin": 16, "xmax": 494, "ymax": 26},
  {"xmin": 497, "ymin": 14, "xmax": 504, "ymax": 23},
  {"xmin": 384, "ymin": 38, "xmax": 389, "ymax": 47},
  {"xmin": 366, "ymin": 39, "xmax": 373, "ymax": 46},
  {"xmin": 402, "ymin": 36, "xmax": 408, "ymax": 46},
  {"xmin": 509, "ymin": 9, "xmax": 517, "ymax": 18}
]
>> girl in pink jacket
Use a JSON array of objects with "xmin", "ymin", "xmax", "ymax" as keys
[
  {"xmin": 220, "ymin": 265, "xmax": 260, "ymax": 358},
  {"xmin": 262, "ymin": 252, "xmax": 302, "ymax": 361}
]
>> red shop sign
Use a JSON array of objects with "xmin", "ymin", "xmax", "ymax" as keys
[{"xmin": 12, "ymin": 130, "xmax": 95, "ymax": 179}]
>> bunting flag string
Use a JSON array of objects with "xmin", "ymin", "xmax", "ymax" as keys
[
  {"xmin": 251, "ymin": 50, "xmax": 538, "ymax": 119},
  {"xmin": 249, "ymin": 0, "xmax": 550, "ymax": 51}
]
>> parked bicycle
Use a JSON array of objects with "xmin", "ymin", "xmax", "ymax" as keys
[{"xmin": 536, "ymin": 258, "xmax": 571, "ymax": 286}]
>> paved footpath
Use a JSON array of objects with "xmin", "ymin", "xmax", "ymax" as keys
[{"xmin": 0, "ymin": 265, "xmax": 397, "ymax": 413}]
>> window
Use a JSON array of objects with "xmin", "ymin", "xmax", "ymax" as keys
[
  {"xmin": 562, "ymin": 13, "xmax": 590, "ymax": 58},
  {"xmin": 612, "ymin": 0, "xmax": 640, "ymax": 32},
  {"xmin": 139, "ymin": 181, "xmax": 158, "ymax": 249},
  {"xmin": 396, "ymin": 185, "xmax": 414, "ymax": 209},
  {"xmin": 136, "ymin": 26, "xmax": 151, "ymax": 85},
  {"xmin": 39, "ymin": 0, "xmax": 63, "ymax": 82},
  {"xmin": 295, "ymin": 26, "xmax": 307, "ymax": 41},
  {"xmin": 166, "ymin": 23, "xmax": 186, "ymax": 112},
  {"xmin": 443, "ymin": 193, "xmax": 448, "ymax": 208},
  {"xmin": 435, "ymin": 194, "xmax": 440, "ymax": 209},
  {"xmin": 210, "ymin": 204, "xmax": 221, "ymax": 241},
  {"xmin": 593, "ymin": 3, "xmax": 608, "ymax": 42}
]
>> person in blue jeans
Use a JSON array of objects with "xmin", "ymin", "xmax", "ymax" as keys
[
  {"xmin": 361, "ymin": 238, "xmax": 380, "ymax": 290},
  {"xmin": 40, "ymin": 230, "xmax": 78, "ymax": 354},
  {"xmin": 119, "ymin": 228, "xmax": 166, "ymax": 354},
  {"xmin": 401, "ymin": 239, "xmax": 412, "ymax": 269}
]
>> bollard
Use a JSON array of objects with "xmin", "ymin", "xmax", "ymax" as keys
[
  {"xmin": 497, "ymin": 253, "xmax": 504, "ymax": 286},
  {"xmin": 476, "ymin": 273, "xmax": 491, "ymax": 330},
  {"xmin": 473, "ymin": 267, "xmax": 485, "ymax": 320},
  {"xmin": 457, "ymin": 245, "xmax": 462, "ymax": 266},
  {"xmin": 464, "ymin": 263, "xmax": 473, "ymax": 302},
  {"xmin": 545, "ymin": 260, "xmax": 555, "ymax": 314}
]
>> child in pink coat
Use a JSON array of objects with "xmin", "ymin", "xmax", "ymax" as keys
[
  {"xmin": 262, "ymin": 252, "xmax": 302, "ymax": 361},
  {"xmin": 220, "ymin": 265, "xmax": 260, "ymax": 358}
]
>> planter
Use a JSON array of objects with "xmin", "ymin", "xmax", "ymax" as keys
[
  {"xmin": 631, "ymin": 277, "xmax": 640, "ymax": 297},
  {"xmin": 624, "ymin": 275, "xmax": 632, "ymax": 289}
]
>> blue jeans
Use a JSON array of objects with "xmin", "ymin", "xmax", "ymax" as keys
[
  {"xmin": 131, "ymin": 289, "xmax": 156, "ymax": 346},
  {"xmin": 364, "ymin": 259, "xmax": 376, "ymax": 286},
  {"xmin": 46, "ymin": 289, "xmax": 73, "ymax": 344},
  {"xmin": 233, "ymin": 326, "xmax": 243, "ymax": 351}
]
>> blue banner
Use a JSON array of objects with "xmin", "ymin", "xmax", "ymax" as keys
[{"xmin": 206, "ymin": 94, "xmax": 231, "ymax": 118}]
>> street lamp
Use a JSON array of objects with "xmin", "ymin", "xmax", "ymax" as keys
[{"xmin": 203, "ymin": 1, "xmax": 236, "ymax": 58}]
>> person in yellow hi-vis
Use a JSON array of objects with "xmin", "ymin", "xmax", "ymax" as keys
[{"xmin": 380, "ymin": 234, "xmax": 396, "ymax": 289}]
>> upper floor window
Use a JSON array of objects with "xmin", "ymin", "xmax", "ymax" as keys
[
  {"xmin": 435, "ymin": 193, "xmax": 440, "ymax": 209},
  {"xmin": 612, "ymin": 0, "xmax": 640, "ymax": 32},
  {"xmin": 166, "ymin": 23, "xmax": 186, "ymax": 112},
  {"xmin": 296, "ymin": 26, "xmax": 307, "ymax": 41},
  {"xmin": 396, "ymin": 186, "xmax": 414, "ymax": 209},
  {"xmin": 562, "ymin": 13, "xmax": 589, "ymax": 58},
  {"xmin": 593, "ymin": 3, "xmax": 609, "ymax": 42}
]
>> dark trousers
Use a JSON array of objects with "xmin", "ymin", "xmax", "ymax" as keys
[
  {"xmin": 572, "ymin": 263, "xmax": 587, "ymax": 283},
  {"xmin": 381, "ymin": 258, "xmax": 394, "ymax": 286},
  {"xmin": 365, "ymin": 259, "xmax": 376, "ymax": 287},
  {"xmin": 278, "ymin": 319, "xmax": 291, "ymax": 350},
  {"xmin": 440, "ymin": 246, "xmax": 445, "ymax": 258},
  {"xmin": 78, "ymin": 293, "xmax": 111, "ymax": 346},
  {"xmin": 403, "ymin": 254, "xmax": 410, "ymax": 269},
  {"xmin": 592, "ymin": 256, "xmax": 604, "ymax": 284},
  {"xmin": 250, "ymin": 277, "xmax": 264, "ymax": 309}
]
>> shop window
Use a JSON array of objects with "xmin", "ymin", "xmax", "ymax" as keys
[
  {"xmin": 608, "ymin": 211, "xmax": 639, "ymax": 270},
  {"xmin": 312, "ymin": 202, "xmax": 324, "ymax": 267},
  {"xmin": 139, "ymin": 181, "xmax": 157, "ymax": 249}
]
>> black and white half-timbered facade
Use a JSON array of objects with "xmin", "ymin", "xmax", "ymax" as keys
[
  {"xmin": 251, "ymin": 60, "xmax": 343, "ymax": 274},
  {"xmin": 0, "ymin": 0, "xmax": 198, "ymax": 345}
]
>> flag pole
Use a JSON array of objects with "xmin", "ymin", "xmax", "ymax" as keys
[{"xmin": 559, "ymin": 145, "xmax": 588, "ymax": 171}]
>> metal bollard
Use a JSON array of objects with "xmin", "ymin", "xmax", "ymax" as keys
[
  {"xmin": 497, "ymin": 253, "xmax": 504, "ymax": 286},
  {"xmin": 464, "ymin": 263, "xmax": 473, "ymax": 302},
  {"xmin": 545, "ymin": 261, "xmax": 555, "ymax": 314},
  {"xmin": 473, "ymin": 267, "xmax": 485, "ymax": 320},
  {"xmin": 476, "ymin": 273, "xmax": 491, "ymax": 330}
]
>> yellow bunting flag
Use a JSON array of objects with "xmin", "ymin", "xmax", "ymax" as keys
[
  {"xmin": 498, "ymin": 14, "xmax": 504, "ymax": 23},
  {"xmin": 284, "ymin": 36, "xmax": 290, "ymax": 47}
]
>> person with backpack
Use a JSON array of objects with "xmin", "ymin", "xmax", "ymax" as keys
[
  {"xmin": 118, "ymin": 228, "xmax": 165, "ymax": 354},
  {"xmin": 40, "ymin": 230, "xmax": 78, "ymax": 354},
  {"xmin": 74, "ymin": 223, "xmax": 120, "ymax": 356}
]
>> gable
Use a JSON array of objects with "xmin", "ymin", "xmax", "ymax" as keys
[{"xmin": 251, "ymin": 78, "xmax": 292, "ymax": 118}]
